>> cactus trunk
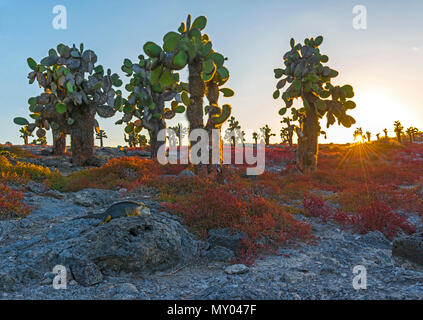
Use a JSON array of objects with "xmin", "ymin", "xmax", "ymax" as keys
[
  {"xmin": 52, "ymin": 129, "xmax": 66, "ymax": 155},
  {"xmin": 187, "ymin": 59, "xmax": 205, "ymax": 134},
  {"xmin": 146, "ymin": 97, "xmax": 167, "ymax": 160},
  {"xmin": 205, "ymin": 80, "xmax": 223, "ymax": 177},
  {"xmin": 70, "ymin": 105, "xmax": 95, "ymax": 166},
  {"xmin": 148, "ymin": 119, "xmax": 166, "ymax": 159},
  {"xmin": 187, "ymin": 58, "xmax": 205, "ymax": 173},
  {"xmin": 23, "ymin": 136, "xmax": 28, "ymax": 145},
  {"xmin": 296, "ymin": 100, "xmax": 320, "ymax": 174}
]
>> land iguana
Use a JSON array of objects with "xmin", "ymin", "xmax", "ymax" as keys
[{"xmin": 72, "ymin": 201, "xmax": 151, "ymax": 225}]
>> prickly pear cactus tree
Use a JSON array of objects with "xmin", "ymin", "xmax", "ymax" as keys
[
  {"xmin": 252, "ymin": 132, "xmax": 258, "ymax": 145},
  {"xmin": 273, "ymin": 36, "xmax": 356, "ymax": 173},
  {"xmin": 365, "ymin": 131, "xmax": 371, "ymax": 142},
  {"xmin": 260, "ymin": 124, "xmax": 275, "ymax": 146},
  {"xmin": 138, "ymin": 134, "xmax": 148, "ymax": 147},
  {"xmin": 158, "ymin": 14, "xmax": 233, "ymax": 172},
  {"xmin": 225, "ymin": 116, "xmax": 241, "ymax": 147},
  {"xmin": 394, "ymin": 120, "xmax": 404, "ymax": 143},
  {"xmin": 16, "ymin": 43, "xmax": 122, "ymax": 165},
  {"xmin": 32, "ymin": 136, "xmax": 47, "ymax": 146},
  {"xmin": 14, "ymin": 107, "xmax": 68, "ymax": 155},
  {"xmin": 95, "ymin": 129, "xmax": 107, "ymax": 147},
  {"xmin": 353, "ymin": 127, "xmax": 363, "ymax": 141},
  {"xmin": 280, "ymin": 117, "xmax": 296, "ymax": 146},
  {"xmin": 169, "ymin": 123, "xmax": 188, "ymax": 148},
  {"xmin": 117, "ymin": 51, "xmax": 184, "ymax": 158},
  {"xmin": 19, "ymin": 125, "xmax": 33, "ymax": 145},
  {"xmin": 203, "ymin": 51, "xmax": 234, "ymax": 168},
  {"xmin": 124, "ymin": 127, "xmax": 141, "ymax": 148},
  {"xmin": 406, "ymin": 127, "xmax": 419, "ymax": 143},
  {"xmin": 124, "ymin": 134, "xmax": 136, "ymax": 148}
]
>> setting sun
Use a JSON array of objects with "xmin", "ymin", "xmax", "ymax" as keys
[
  {"xmin": 353, "ymin": 90, "xmax": 415, "ymax": 133},
  {"xmin": 325, "ymin": 89, "xmax": 418, "ymax": 144}
]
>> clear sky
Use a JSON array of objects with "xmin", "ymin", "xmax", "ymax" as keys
[{"xmin": 1, "ymin": 0, "xmax": 422, "ymax": 146}]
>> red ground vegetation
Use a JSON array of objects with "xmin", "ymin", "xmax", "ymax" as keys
[
  {"xmin": 0, "ymin": 183, "xmax": 30, "ymax": 219},
  {"xmin": 0, "ymin": 141, "xmax": 422, "ymax": 262}
]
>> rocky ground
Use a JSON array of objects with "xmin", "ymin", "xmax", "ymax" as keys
[
  {"xmin": 1, "ymin": 185, "xmax": 423, "ymax": 300},
  {"xmin": 16, "ymin": 145, "xmax": 150, "ymax": 175},
  {"xmin": 1, "ymin": 144, "xmax": 423, "ymax": 300}
]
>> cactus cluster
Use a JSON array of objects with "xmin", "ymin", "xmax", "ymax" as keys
[
  {"xmin": 164, "ymin": 15, "xmax": 234, "ymax": 173},
  {"xmin": 394, "ymin": 120, "xmax": 404, "ymax": 143},
  {"xmin": 124, "ymin": 133, "xmax": 139, "ymax": 148},
  {"xmin": 19, "ymin": 126, "xmax": 33, "ymax": 145},
  {"xmin": 116, "ymin": 52, "xmax": 181, "ymax": 157},
  {"xmin": 274, "ymin": 36, "xmax": 356, "ymax": 173},
  {"xmin": 280, "ymin": 117, "xmax": 296, "ymax": 146},
  {"xmin": 12, "ymin": 15, "xmax": 234, "ymax": 171},
  {"xmin": 169, "ymin": 123, "xmax": 188, "ymax": 148},
  {"xmin": 117, "ymin": 15, "xmax": 233, "ymax": 162},
  {"xmin": 138, "ymin": 135, "xmax": 148, "ymax": 147},
  {"xmin": 32, "ymin": 136, "xmax": 47, "ymax": 145},
  {"xmin": 353, "ymin": 127, "xmax": 363, "ymax": 141},
  {"xmin": 123, "ymin": 128, "xmax": 149, "ymax": 148},
  {"xmin": 405, "ymin": 127, "xmax": 419, "ymax": 143},
  {"xmin": 157, "ymin": 14, "xmax": 234, "ymax": 127},
  {"xmin": 14, "ymin": 43, "xmax": 122, "ymax": 164},
  {"xmin": 260, "ymin": 124, "xmax": 276, "ymax": 146}
]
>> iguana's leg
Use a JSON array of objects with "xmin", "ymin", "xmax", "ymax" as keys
[{"xmin": 98, "ymin": 215, "xmax": 112, "ymax": 226}]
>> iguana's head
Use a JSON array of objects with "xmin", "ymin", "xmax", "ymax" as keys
[
  {"xmin": 124, "ymin": 203, "xmax": 151, "ymax": 217},
  {"xmin": 136, "ymin": 204, "xmax": 151, "ymax": 216}
]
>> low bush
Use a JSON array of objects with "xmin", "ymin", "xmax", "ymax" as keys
[
  {"xmin": 332, "ymin": 201, "xmax": 416, "ymax": 240},
  {"xmin": 162, "ymin": 178, "xmax": 312, "ymax": 264},
  {"xmin": 0, "ymin": 155, "xmax": 56, "ymax": 185},
  {"xmin": 0, "ymin": 183, "xmax": 30, "ymax": 219},
  {"xmin": 303, "ymin": 193, "xmax": 332, "ymax": 221},
  {"xmin": 50, "ymin": 157, "xmax": 162, "ymax": 192},
  {"xmin": 0, "ymin": 145, "xmax": 36, "ymax": 159}
]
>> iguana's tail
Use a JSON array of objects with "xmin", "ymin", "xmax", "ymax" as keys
[{"xmin": 71, "ymin": 212, "xmax": 103, "ymax": 221}]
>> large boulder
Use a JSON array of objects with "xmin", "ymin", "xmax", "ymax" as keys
[
  {"xmin": 0, "ymin": 203, "xmax": 200, "ymax": 290},
  {"xmin": 63, "ymin": 213, "xmax": 199, "ymax": 276},
  {"xmin": 392, "ymin": 232, "xmax": 423, "ymax": 266}
]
